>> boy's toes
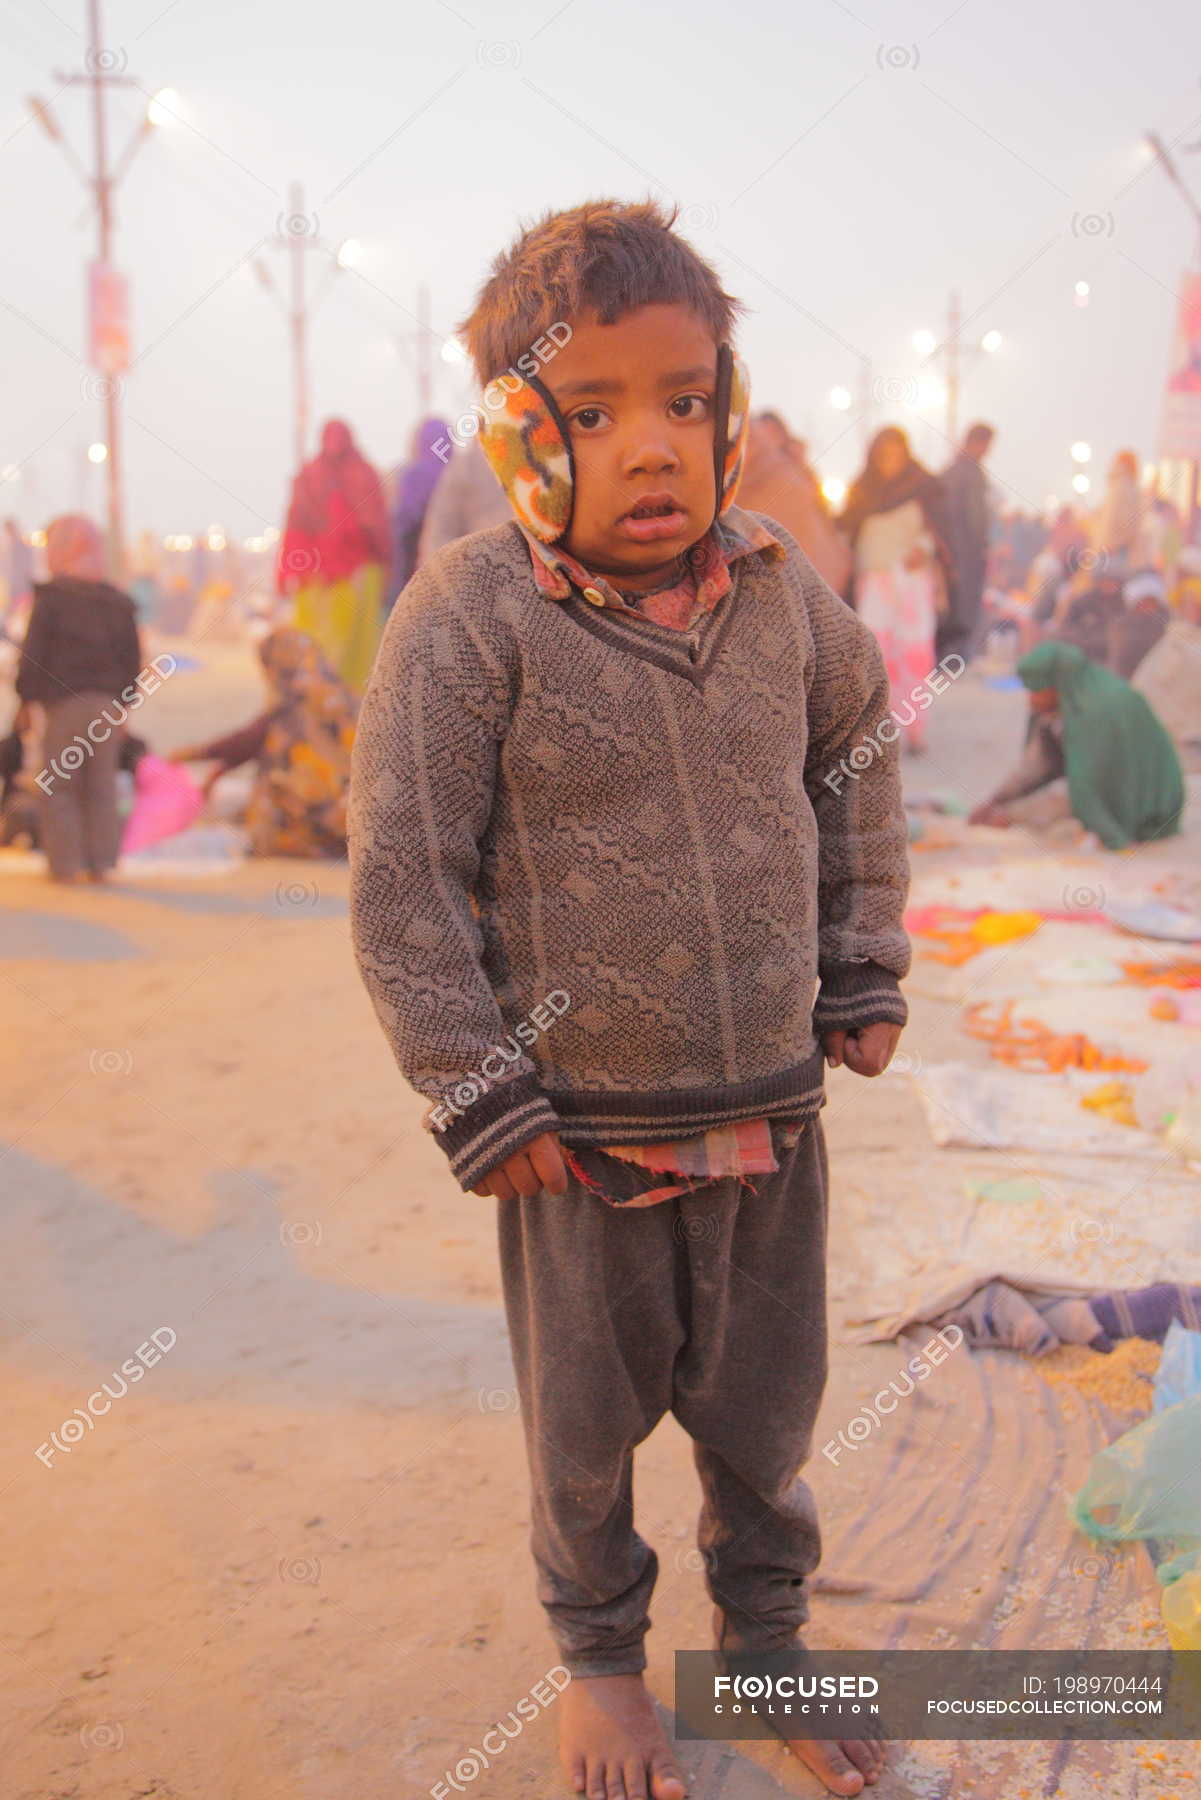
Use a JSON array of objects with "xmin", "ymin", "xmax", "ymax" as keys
[
  {"xmin": 649, "ymin": 1752, "xmax": 687, "ymax": 1799},
  {"xmin": 842, "ymin": 1735, "xmax": 878, "ymax": 1778},
  {"xmin": 844, "ymin": 1738, "xmax": 886, "ymax": 1782},
  {"xmin": 583, "ymin": 1757, "xmax": 607, "ymax": 1800},
  {"xmin": 823, "ymin": 1755, "xmax": 865, "ymax": 1798},
  {"xmin": 787, "ymin": 1738, "xmax": 865, "ymax": 1796},
  {"xmin": 621, "ymin": 1752, "xmax": 652, "ymax": 1798},
  {"xmin": 860, "ymin": 1737, "xmax": 886, "ymax": 1782},
  {"xmin": 565, "ymin": 1753, "xmax": 586, "ymax": 1792}
]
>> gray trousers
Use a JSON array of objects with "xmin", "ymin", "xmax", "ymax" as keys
[
  {"xmin": 40, "ymin": 693, "xmax": 124, "ymax": 880},
  {"xmin": 496, "ymin": 1119, "xmax": 829, "ymax": 1677}
]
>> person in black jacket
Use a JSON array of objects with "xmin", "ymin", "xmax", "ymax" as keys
[{"xmin": 16, "ymin": 515, "xmax": 142, "ymax": 882}]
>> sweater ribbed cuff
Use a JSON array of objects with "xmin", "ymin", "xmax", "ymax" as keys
[
  {"xmin": 426, "ymin": 1070, "xmax": 562, "ymax": 1192},
  {"xmin": 813, "ymin": 959, "xmax": 908, "ymax": 1033}
]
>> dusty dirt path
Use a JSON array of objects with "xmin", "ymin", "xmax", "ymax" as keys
[{"xmin": 1, "ymin": 650, "xmax": 1189, "ymax": 1798}]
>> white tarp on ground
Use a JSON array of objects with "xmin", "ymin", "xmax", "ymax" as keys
[{"xmin": 913, "ymin": 1061, "xmax": 1165, "ymax": 1157}]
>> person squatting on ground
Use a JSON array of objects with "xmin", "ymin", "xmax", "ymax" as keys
[
  {"xmin": 969, "ymin": 640, "xmax": 1184, "ymax": 849},
  {"xmin": 349, "ymin": 200, "xmax": 912, "ymax": 1800},
  {"xmin": 170, "ymin": 627, "xmax": 356, "ymax": 858}
]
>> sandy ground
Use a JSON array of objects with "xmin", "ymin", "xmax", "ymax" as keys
[{"xmin": 1, "ymin": 642, "xmax": 1197, "ymax": 1800}]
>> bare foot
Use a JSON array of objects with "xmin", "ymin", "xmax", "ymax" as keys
[
  {"xmin": 782, "ymin": 1733, "xmax": 886, "ymax": 1795},
  {"xmin": 559, "ymin": 1672, "xmax": 687, "ymax": 1800}
]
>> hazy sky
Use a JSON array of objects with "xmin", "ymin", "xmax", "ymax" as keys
[{"xmin": 4, "ymin": 0, "xmax": 1201, "ymax": 535}]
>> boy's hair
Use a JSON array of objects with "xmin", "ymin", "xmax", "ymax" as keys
[{"xmin": 459, "ymin": 198, "xmax": 743, "ymax": 385}]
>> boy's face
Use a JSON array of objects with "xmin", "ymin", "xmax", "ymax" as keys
[{"xmin": 541, "ymin": 303, "xmax": 719, "ymax": 592}]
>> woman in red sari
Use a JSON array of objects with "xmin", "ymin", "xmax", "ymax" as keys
[{"xmin": 277, "ymin": 419, "xmax": 391, "ymax": 692}]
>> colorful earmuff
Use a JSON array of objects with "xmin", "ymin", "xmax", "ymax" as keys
[{"xmin": 477, "ymin": 344, "xmax": 751, "ymax": 545}]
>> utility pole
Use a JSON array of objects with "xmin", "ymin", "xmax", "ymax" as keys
[
  {"xmin": 254, "ymin": 191, "xmax": 361, "ymax": 477},
  {"xmin": 33, "ymin": 0, "xmax": 158, "ymax": 576},
  {"xmin": 87, "ymin": 0, "xmax": 123, "ymax": 571},
  {"xmin": 1146, "ymin": 131, "xmax": 1201, "ymax": 537},
  {"xmin": 1148, "ymin": 131, "xmax": 1201, "ymax": 263},
  {"xmin": 288, "ymin": 181, "xmax": 309, "ymax": 472},
  {"xmin": 946, "ymin": 287, "xmax": 961, "ymax": 447},
  {"xmin": 416, "ymin": 281, "xmax": 433, "ymax": 416},
  {"xmin": 857, "ymin": 353, "xmax": 873, "ymax": 455}
]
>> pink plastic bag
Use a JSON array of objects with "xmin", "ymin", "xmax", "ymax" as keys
[{"xmin": 120, "ymin": 754, "xmax": 205, "ymax": 854}]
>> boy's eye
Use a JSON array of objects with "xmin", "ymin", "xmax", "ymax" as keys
[
  {"xmin": 568, "ymin": 405, "xmax": 610, "ymax": 433},
  {"xmin": 668, "ymin": 393, "xmax": 711, "ymax": 421}
]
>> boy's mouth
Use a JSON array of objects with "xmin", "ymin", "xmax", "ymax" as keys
[{"xmin": 617, "ymin": 493, "xmax": 689, "ymax": 543}]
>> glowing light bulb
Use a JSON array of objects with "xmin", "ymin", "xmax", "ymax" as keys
[{"xmin": 147, "ymin": 88, "xmax": 181, "ymax": 127}]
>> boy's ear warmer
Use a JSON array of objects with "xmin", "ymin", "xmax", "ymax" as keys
[
  {"xmin": 715, "ymin": 343, "xmax": 751, "ymax": 515},
  {"xmin": 477, "ymin": 344, "xmax": 751, "ymax": 545}
]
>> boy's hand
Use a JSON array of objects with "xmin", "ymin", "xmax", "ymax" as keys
[
  {"xmin": 823, "ymin": 1022, "xmax": 902, "ymax": 1077},
  {"xmin": 471, "ymin": 1131, "xmax": 568, "ymax": 1200}
]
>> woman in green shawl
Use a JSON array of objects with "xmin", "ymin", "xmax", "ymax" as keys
[{"xmin": 970, "ymin": 641, "xmax": 1184, "ymax": 849}]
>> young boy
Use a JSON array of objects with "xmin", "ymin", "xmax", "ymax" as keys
[{"xmin": 349, "ymin": 200, "xmax": 910, "ymax": 1800}]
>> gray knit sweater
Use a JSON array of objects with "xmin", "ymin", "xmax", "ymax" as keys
[{"xmin": 349, "ymin": 507, "xmax": 911, "ymax": 1191}]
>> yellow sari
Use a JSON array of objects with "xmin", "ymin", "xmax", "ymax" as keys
[{"xmin": 293, "ymin": 562, "xmax": 384, "ymax": 695}]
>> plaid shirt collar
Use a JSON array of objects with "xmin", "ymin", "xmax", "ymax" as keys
[{"xmin": 519, "ymin": 505, "xmax": 786, "ymax": 612}]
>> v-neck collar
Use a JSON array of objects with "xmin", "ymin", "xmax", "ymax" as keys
[
  {"xmin": 557, "ymin": 561, "xmax": 745, "ymax": 689},
  {"xmin": 518, "ymin": 504, "xmax": 784, "ymax": 688}
]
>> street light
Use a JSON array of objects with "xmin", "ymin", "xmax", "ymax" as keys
[
  {"xmin": 335, "ymin": 237, "xmax": 364, "ymax": 271},
  {"xmin": 1071, "ymin": 441, "xmax": 1092, "ymax": 464},
  {"xmin": 1074, "ymin": 280, "xmax": 1091, "ymax": 306},
  {"xmin": 146, "ymin": 87, "xmax": 181, "ymax": 127},
  {"xmin": 88, "ymin": 441, "xmax": 109, "ymax": 464},
  {"xmin": 441, "ymin": 337, "xmax": 468, "ymax": 365},
  {"xmin": 821, "ymin": 475, "xmax": 847, "ymax": 508},
  {"xmin": 829, "ymin": 385, "xmax": 853, "ymax": 411},
  {"xmin": 912, "ymin": 328, "xmax": 937, "ymax": 355},
  {"xmin": 1072, "ymin": 473, "xmax": 1091, "ymax": 495},
  {"xmin": 980, "ymin": 329, "xmax": 1003, "ymax": 354}
]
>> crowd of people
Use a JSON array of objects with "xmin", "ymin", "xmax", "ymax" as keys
[{"xmin": 0, "ymin": 386, "xmax": 1195, "ymax": 878}]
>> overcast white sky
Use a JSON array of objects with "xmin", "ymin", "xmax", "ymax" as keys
[{"xmin": 3, "ymin": 0, "xmax": 1201, "ymax": 534}]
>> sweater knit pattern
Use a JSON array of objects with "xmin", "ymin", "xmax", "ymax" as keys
[{"xmin": 349, "ymin": 508, "xmax": 910, "ymax": 1191}]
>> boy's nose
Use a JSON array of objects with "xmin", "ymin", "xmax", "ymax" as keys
[{"xmin": 622, "ymin": 436, "xmax": 680, "ymax": 477}]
